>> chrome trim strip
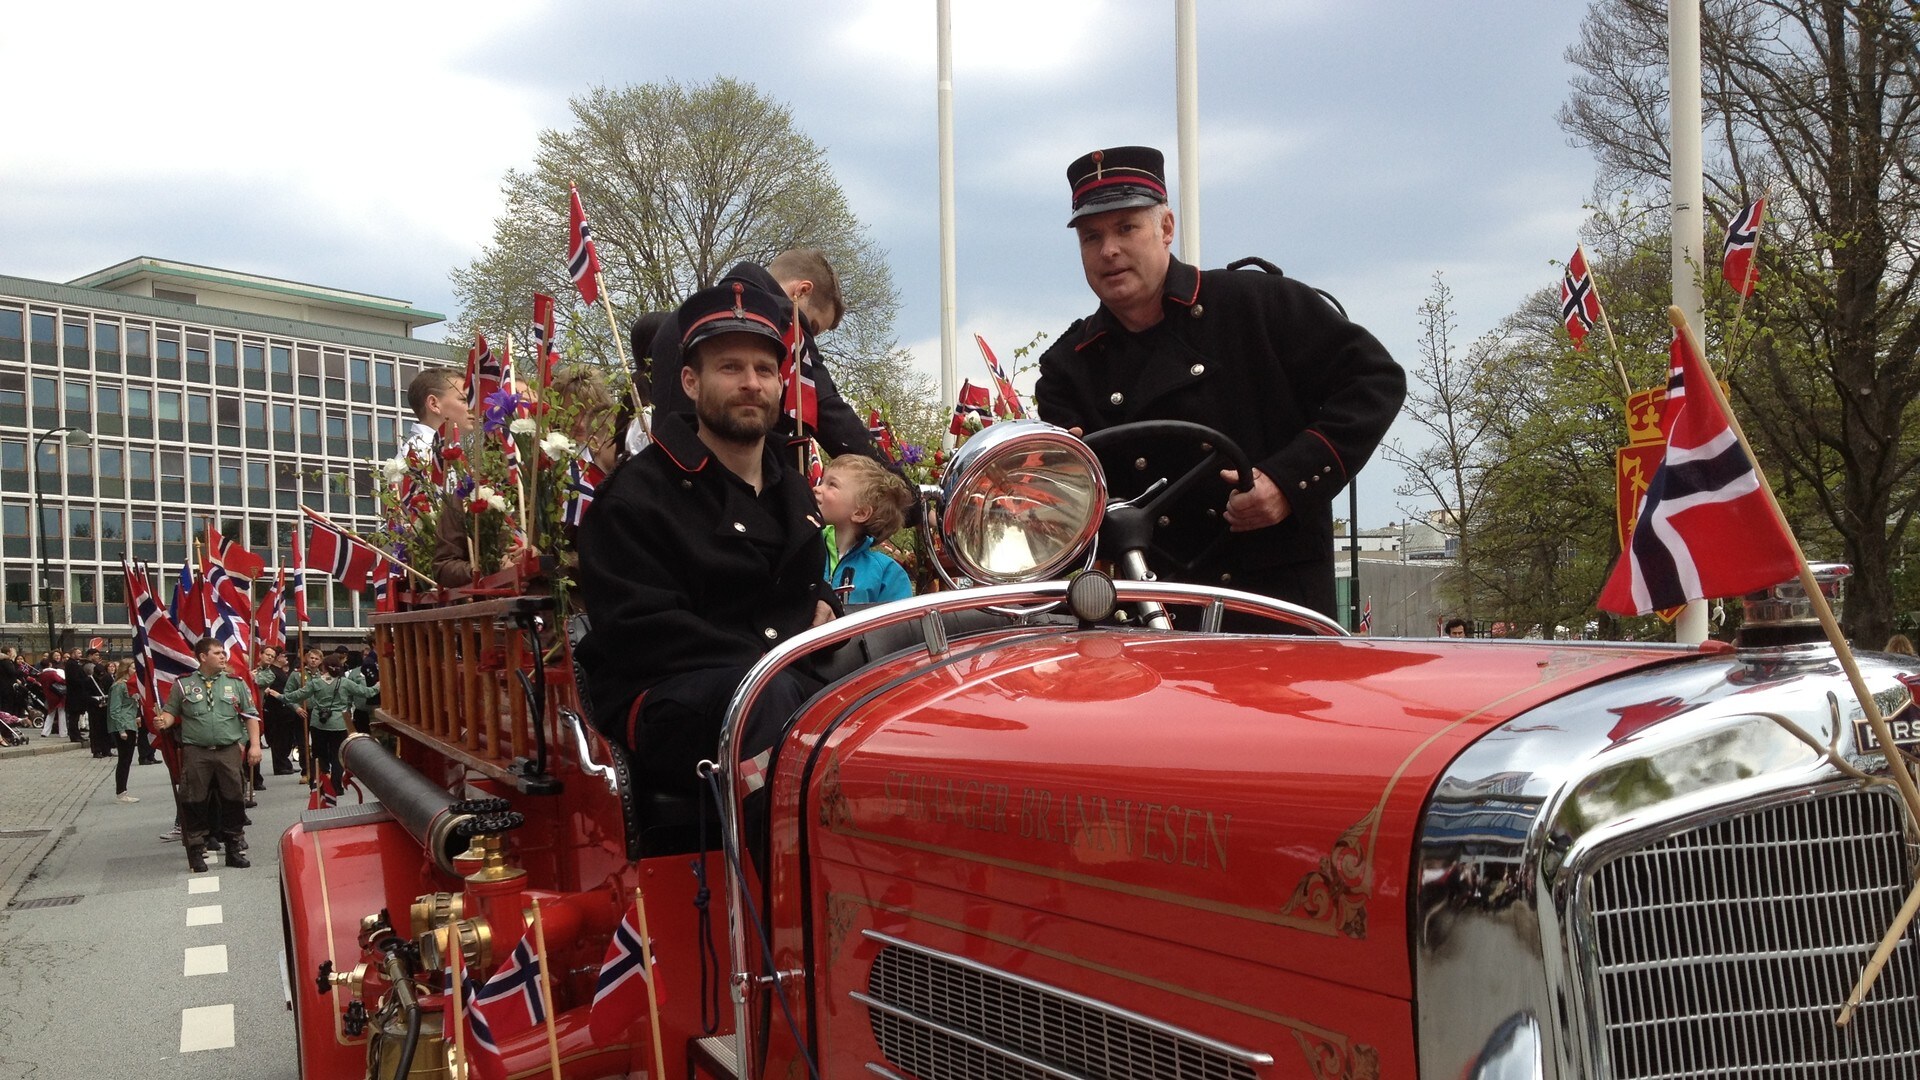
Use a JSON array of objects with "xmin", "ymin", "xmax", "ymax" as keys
[
  {"xmin": 851, "ymin": 991, "xmax": 1094, "ymax": 1080},
  {"xmin": 863, "ymin": 1066, "xmax": 912, "ymax": 1080},
  {"xmin": 559, "ymin": 707, "xmax": 616, "ymax": 794},
  {"xmin": 859, "ymin": 927, "xmax": 1275, "ymax": 1066}
]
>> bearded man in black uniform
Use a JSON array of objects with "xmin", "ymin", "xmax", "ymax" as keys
[
  {"xmin": 1034, "ymin": 145, "xmax": 1406, "ymax": 619},
  {"xmin": 578, "ymin": 281, "xmax": 839, "ymax": 803}
]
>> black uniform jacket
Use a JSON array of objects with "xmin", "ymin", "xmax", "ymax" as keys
[
  {"xmin": 575, "ymin": 411, "xmax": 838, "ymax": 727},
  {"xmin": 1035, "ymin": 257, "xmax": 1405, "ymax": 583},
  {"xmin": 643, "ymin": 261, "xmax": 891, "ymax": 471}
]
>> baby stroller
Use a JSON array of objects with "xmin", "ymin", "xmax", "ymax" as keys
[{"xmin": 0, "ymin": 709, "xmax": 26, "ymax": 747}]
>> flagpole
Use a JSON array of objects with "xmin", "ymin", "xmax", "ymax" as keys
[
  {"xmin": 530, "ymin": 899, "xmax": 564, "ymax": 1080},
  {"xmin": 1671, "ymin": 306, "xmax": 1920, "ymax": 1022},
  {"xmin": 451, "ymin": 937, "xmax": 469, "ymax": 1080},
  {"xmin": 633, "ymin": 887, "xmax": 669, "ymax": 1080},
  {"xmin": 593, "ymin": 270, "xmax": 650, "ymax": 439},
  {"xmin": 1579, "ymin": 245, "xmax": 1635, "ymax": 399}
]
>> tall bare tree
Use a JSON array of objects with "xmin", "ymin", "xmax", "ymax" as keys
[
  {"xmin": 1383, "ymin": 273, "xmax": 1504, "ymax": 621},
  {"xmin": 1561, "ymin": 0, "xmax": 1920, "ymax": 642},
  {"xmin": 450, "ymin": 78, "xmax": 925, "ymax": 415}
]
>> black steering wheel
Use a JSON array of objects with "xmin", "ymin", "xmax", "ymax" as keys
[{"xmin": 1082, "ymin": 419, "xmax": 1254, "ymax": 579}]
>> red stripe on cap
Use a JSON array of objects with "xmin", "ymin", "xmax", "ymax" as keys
[
  {"xmin": 683, "ymin": 309, "xmax": 781, "ymax": 339},
  {"xmin": 1072, "ymin": 174, "xmax": 1168, "ymax": 202}
]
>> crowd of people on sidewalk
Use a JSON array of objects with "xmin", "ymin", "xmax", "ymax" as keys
[{"xmin": 0, "ymin": 638, "xmax": 381, "ymax": 871}]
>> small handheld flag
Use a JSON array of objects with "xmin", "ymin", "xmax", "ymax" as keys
[
  {"xmin": 532, "ymin": 293, "xmax": 560, "ymax": 388},
  {"xmin": 949, "ymin": 381, "xmax": 993, "ymax": 437},
  {"xmin": 975, "ymin": 334, "xmax": 1027, "ymax": 419},
  {"xmin": 1560, "ymin": 246, "xmax": 1603, "ymax": 351},
  {"xmin": 1721, "ymin": 197, "xmax": 1767, "ymax": 298},
  {"xmin": 1598, "ymin": 313, "xmax": 1798, "ymax": 615},
  {"xmin": 567, "ymin": 185, "xmax": 602, "ymax": 305},
  {"xmin": 204, "ymin": 524, "xmax": 265, "ymax": 580}
]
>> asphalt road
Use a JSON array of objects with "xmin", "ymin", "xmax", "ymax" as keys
[{"xmin": 0, "ymin": 749, "xmax": 308, "ymax": 1080}]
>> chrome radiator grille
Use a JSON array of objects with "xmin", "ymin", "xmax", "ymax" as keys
[
  {"xmin": 1586, "ymin": 789, "xmax": 1920, "ymax": 1079},
  {"xmin": 858, "ymin": 934, "xmax": 1262, "ymax": 1080}
]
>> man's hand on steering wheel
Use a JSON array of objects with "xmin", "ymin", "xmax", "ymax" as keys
[{"xmin": 1219, "ymin": 468, "xmax": 1291, "ymax": 532}]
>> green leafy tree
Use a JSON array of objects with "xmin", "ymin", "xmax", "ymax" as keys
[{"xmin": 450, "ymin": 78, "xmax": 927, "ymax": 419}]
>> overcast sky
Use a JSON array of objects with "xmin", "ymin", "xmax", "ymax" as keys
[{"xmin": 0, "ymin": 1, "xmax": 1601, "ymax": 526}]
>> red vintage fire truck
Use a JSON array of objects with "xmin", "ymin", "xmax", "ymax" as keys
[{"xmin": 281, "ymin": 419, "xmax": 1920, "ymax": 1079}]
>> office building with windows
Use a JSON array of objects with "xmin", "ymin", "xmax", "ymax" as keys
[{"xmin": 0, "ymin": 257, "xmax": 460, "ymax": 650}]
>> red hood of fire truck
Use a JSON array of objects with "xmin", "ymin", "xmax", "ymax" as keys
[{"xmin": 797, "ymin": 632, "xmax": 1693, "ymax": 1000}]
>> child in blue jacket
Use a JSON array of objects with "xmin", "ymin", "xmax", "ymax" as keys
[{"xmin": 817, "ymin": 454, "xmax": 915, "ymax": 605}]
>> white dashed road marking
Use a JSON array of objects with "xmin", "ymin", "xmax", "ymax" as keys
[
  {"xmin": 184, "ymin": 944, "xmax": 228, "ymax": 977},
  {"xmin": 188, "ymin": 876, "xmax": 220, "ymax": 894},
  {"xmin": 179, "ymin": 1003, "xmax": 236, "ymax": 1052},
  {"xmin": 186, "ymin": 904, "xmax": 223, "ymax": 927}
]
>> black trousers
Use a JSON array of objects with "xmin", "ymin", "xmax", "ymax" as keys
[
  {"xmin": 615, "ymin": 666, "xmax": 820, "ymax": 799},
  {"xmin": 114, "ymin": 729, "xmax": 136, "ymax": 794},
  {"xmin": 178, "ymin": 743, "xmax": 247, "ymax": 851},
  {"xmin": 88, "ymin": 706, "xmax": 111, "ymax": 756},
  {"xmin": 310, "ymin": 727, "xmax": 348, "ymax": 791},
  {"xmin": 265, "ymin": 708, "xmax": 301, "ymax": 773}
]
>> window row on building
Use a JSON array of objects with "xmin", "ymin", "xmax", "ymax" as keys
[
  {"xmin": 0, "ymin": 558, "xmax": 375, "ymax": 632},
  {"xmin": 0, "ymin": 307, "xmax": 431, "ymax": 406}
]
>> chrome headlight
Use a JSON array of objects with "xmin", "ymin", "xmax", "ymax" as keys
[{"xmin": 927, "ymin": 420, "xmax": 1106, "ymax": 586}]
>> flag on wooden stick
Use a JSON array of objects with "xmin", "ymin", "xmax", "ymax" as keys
[
  {"xmin": 1560, "ymin": 245, "xmax": 1604, "ymax": 350},
  {"xmin": 1597, "ymin": 313, "xmax": 1798, "ymax": 615},
  {"xmin": 1721, "ymin": 197, "xmax": 1767, "ymax": 298},
  {"xmin": 567, "ymin": 185, "xmax": 602, "ymax": 305}
]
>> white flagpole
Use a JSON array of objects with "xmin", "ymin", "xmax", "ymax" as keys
[
  {"xmin": 937, "ymin": 0, "xmax": 960, "ymax": 450},
  {"xmin": 1174, "ymin": 0, "xmax": 1202, "ymax": 267},
  {"xmin": 1670, "ymin": 0, "xmax": 1709, "ymax": 645}
]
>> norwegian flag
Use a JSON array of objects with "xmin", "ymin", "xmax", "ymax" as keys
[
  {"xmin": 205, "ymin": 564, "xmax": 259, "ymax": 708},
  {"xmin": 170, "ymin": 560, "xmax": 207, "ymax": 645},
  {"xmin": 564, "ymin": 453, "xmax": 606, "ymax": 528},
  {"xmin": 781, "ymin": 309, "xmax": 818, "ymax": 432},
  {"xmin": 802, "ymin": 439, "xmax": 824, "ymax": 488},
  {"xmin": 1721, "ymin": 197, "xmax": 1767, "ymax": 298},
  {"xmin": 132, "ymin": 565, "xmax": 196, "ymax": 716},
  {"xmin": 372, "ymin": 564, "xmax": 403, "ymax": 614},
  {"xmin": 451, "ymin": 952, "xmax": 508, "ymax": 1080},
  {"xmin": 121, "ymin": 560, "xmax": 153, "ymax": 719},
  {"xmin": 865, "ymin": 408, "xmax": 900, "ymax": 464},
  {"xmin": 1358, "ymin": 597, "xmax": 1373, "ymax": 636},
  {"xmin": 949, "ymin": 380, "xmax": 994, "ymax": 437},
  {"xmin": 532, "ymin": 293, "xmax": 560, "ymax": 388},
  {"xmin": 303, "ymin": 507, "xmax": 385, "ymax": 592},
  {"xmin": 472, "ymin": 937, "xmax": 547, "ymax": 1044},
  {"xmin": 1559, "ymin": 245, "xmax": 1604, "ymax": 350},
  {"xmin": 589, "ymin": 902, "xmax": 665, "ymax": 1042},
  {"xmin": 254, "ymin": 574, "xmax": 287, "ymax": 653},
  {"xmin": 290, "ymin": 528, "xmax": 309, "ymax": 625},
  {"xmin": 1598, "ymin": 322, "xmax": 1800, "ymax": 615},
  {"xmin": 567, "ymin": 185, "xmax": 602, "ymax": 305},
  {"xmin": 467, "ymin": 334, "xmax": 501, "ymax": 413},
  {"xmin": 974, "ymin": 334, "xmax": 1027, "ymax": 419},
  {"xmin": 204, "ymin": 524, "xmax": 265, "ymax": 580}
]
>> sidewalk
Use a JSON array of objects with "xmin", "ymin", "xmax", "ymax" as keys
[{"xmin": 0, "ymin": 738, "xmax": 114, "ymax": 908}]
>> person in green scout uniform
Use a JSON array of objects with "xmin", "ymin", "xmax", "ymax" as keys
[
  {"xmin": 271, "ymin": 653, "xmax": 374, "ymax": 794},
  {"xmin": 155, "ymin": 636, "xmax": 263, "ymax": 873},
  {"xmin": 107, "ymin": 658, "xmax": 143, "ymax": 804}
]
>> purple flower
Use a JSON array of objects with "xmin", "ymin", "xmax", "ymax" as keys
[
  {"xmin": 455, "ymin": 475, "xmax": 476, "ymax": 499},
  {"xmin": 901, "ymin": 444, "xmax": 926, "ymax": 466},
  {"xmin": 482, "ymin": 387, "xmax": 529, "ymax": 434}
]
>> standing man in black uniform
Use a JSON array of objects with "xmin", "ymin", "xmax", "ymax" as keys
[
  {"xmin": 579, "ymin": 281, "xmax": 839, "ymax": 805},
  {"xmin": 1035, "ymin": 145, "xmax": 1405, "ymax": 618}
]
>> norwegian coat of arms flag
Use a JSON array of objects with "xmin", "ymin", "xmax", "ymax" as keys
[{"xmin": 1598, "ymin": 323, "xmax": 1799, "ymax": 615}]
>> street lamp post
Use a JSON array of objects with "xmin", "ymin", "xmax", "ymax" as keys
[{"xmin": 31, "ymin": 426, "xmax": 89, "ymax": 653}]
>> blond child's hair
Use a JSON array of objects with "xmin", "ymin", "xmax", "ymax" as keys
[{"xmin": 825, "ymin": 455, "xmax": 911, "ymax": 540}]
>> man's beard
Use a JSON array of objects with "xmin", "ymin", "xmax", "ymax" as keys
[{"xmin": 696, "ymin": 387, "xmax": 777, "ymax": 444}]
